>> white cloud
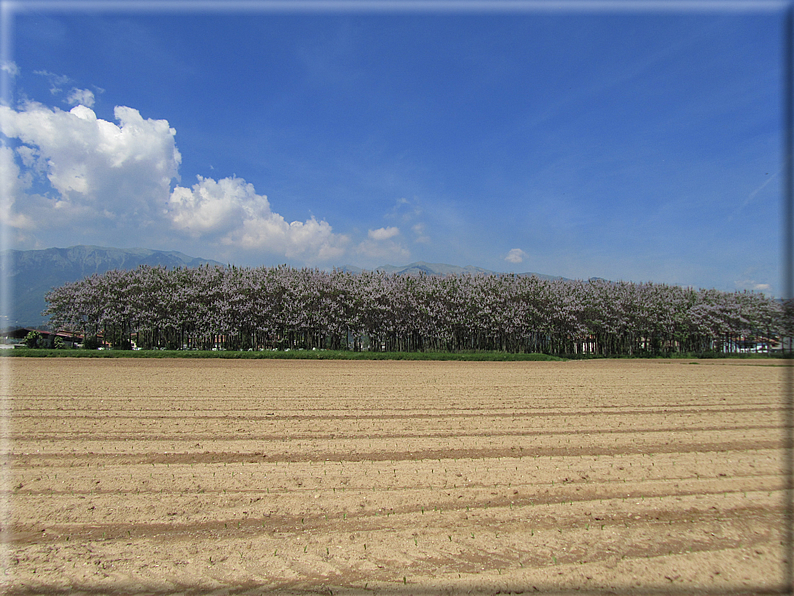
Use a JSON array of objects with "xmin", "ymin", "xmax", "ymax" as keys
[
  {"xmin": 505, "ymin": 248, "xmax": 528, "ymax": 264},
  {"xmin": 169, "ymin": 175, "xmax": 255, "ymax": 236},
  {"xmin": 65, "ymin": 88, "xmax": 95, "ymax": 108},
  {"xmin": 387, "ymin": 196, "xmax": 422, "ymax": 223},
  {"xmin": 1, "ymin": 61, "xmax": 19, "ymax": 77},
  {"xmin": 411, "ymin": 222, "xmax": 430, "ymax": 244},
  {"xmin": 15, "ymin": 145, "xmax": 47, "ymax": 176},
  {"xmin": 1, "ymin": 98, "xmax": 350, "ymax": 264},
  {"xmin": 386, "ymin": 196, "xmax": 436, "ymax": 246},
  {"xmin": 0, "ymin": 146, "xmax": 34, "ymax": 231},
  {"xmin": 243, "ymin": 216, "xmax": 348, "ymax": 262},
  {"xmin": 0, "ymin": 102, "xmax": 180, "ymax": 231},
  {"xmin": 735, "ymin": 278, "xmax": 772, "ymax": 293},
  {"xmin": 368, "ymin": 226, "xmax": 399, "ymax": 241},
  {"xmin": 169, "ymin": 175, "xmax": 349, "ymax": 262},
  {"xmin": 34, "ymin": 70, "xmax": 73, "ymax": 95},
  {"xmin": 357, "ymin": 239, "xmax": 410, "ymax": 261},
  {"xmin": 357, "ymin": 226, "xmax": 409, "ymax": 261}
]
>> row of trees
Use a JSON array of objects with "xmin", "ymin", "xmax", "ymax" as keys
[{"xmin": 44, "ymin": 264, "xmax": 790, "ymax": 356}]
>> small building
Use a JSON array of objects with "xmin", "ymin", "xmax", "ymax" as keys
[{"xmin": 4, "ymin": 327, "xmax": 88, "ymax": 348}]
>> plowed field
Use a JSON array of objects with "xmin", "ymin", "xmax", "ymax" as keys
[{"xmin": 1, "ymin": 358, "xmax": 788, "ymax": 595}]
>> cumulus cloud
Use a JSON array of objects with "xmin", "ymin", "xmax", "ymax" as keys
[
  {"xmin": 0, "ymin": 146, "xmax": 34, "ymax": 231},
  {"xmin": 357, "ymin": 226, "xmax": 409, "ymax": 261},
  {"xmin": 505, "ymin": 248, "xmax": 528, "ymax": 264},
  {"xmin": 170, "ymin": 175, "xmax": 256, "ymax": 236},
  {"xmin": 65, "ymin": 88, "xmax": 95, "ymax": 108},
  {"xmin": 0, "ymin": 102, "xmax": 180, "ymax": 230},
  {"xmin": 1, "ymin": 98, "xmax": 350, "ymax": 263},
  {"xmin": 368, "ymin": 226, "xmax": 399, "ymax": 241},
  {"xmin": 169, "ymin": 175, "xmax": 349, "ymax": 261}
]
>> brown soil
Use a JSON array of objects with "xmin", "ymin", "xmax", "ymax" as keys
[{"xmin": 1, "ymin": 358, "xmax": 789, "ymax": 595}]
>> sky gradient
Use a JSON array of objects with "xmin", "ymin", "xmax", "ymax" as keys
[{"xmin": 0, "ymin": 1, "xmax": 786, "ymax": 295}]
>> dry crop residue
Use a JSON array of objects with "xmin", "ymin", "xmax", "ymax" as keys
[{"xmin": 2, "ymin": 358, "xmax": 787, "ymax": 595}]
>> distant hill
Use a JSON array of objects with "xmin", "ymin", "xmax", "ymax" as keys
[
  {"xmin": 1, "ymin": 245, "xmax": 223, "ymax": 328},
  {"xmin": 341, "ymin": 261, "xmax": 569, "ymax": 281}
]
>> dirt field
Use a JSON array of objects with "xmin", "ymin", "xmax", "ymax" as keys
[{"xmin": 1, "ymin": 357, "xmax": 789, "ymax": 595}]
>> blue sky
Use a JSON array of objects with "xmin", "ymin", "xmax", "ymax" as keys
[{"xmin": 0, "ymin": 1, "xmax": 786, "ymax": 295}]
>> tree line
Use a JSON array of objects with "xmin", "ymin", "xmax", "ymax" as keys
[{"xmin": 43, "ymin": 264, "xmax": 790, "ymax": 356}]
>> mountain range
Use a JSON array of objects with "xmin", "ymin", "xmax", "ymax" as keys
[
  {"xmin": 340, "ymin": 261, "xmax": 567, "ymax": 280},
  {"xmin": 2, "ymin": 246, "xmax": 572, "ymax": 328},
  {"xmin": 1, "ymin": 246, "xmax": 224, "ymax": 328}
]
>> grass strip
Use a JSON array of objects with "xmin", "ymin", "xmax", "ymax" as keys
[{"xmin": 1, "ymin": 348, "xmax": 566, "ymax": 361}]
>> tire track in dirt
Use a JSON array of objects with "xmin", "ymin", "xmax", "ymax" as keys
[
  {"xmin": 7, "ymin": 441, "xmax": 783, "ymax": 466},
  {"xmin": 9, "ymin": 424, "xmax": 783, "ymax": 443}
]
